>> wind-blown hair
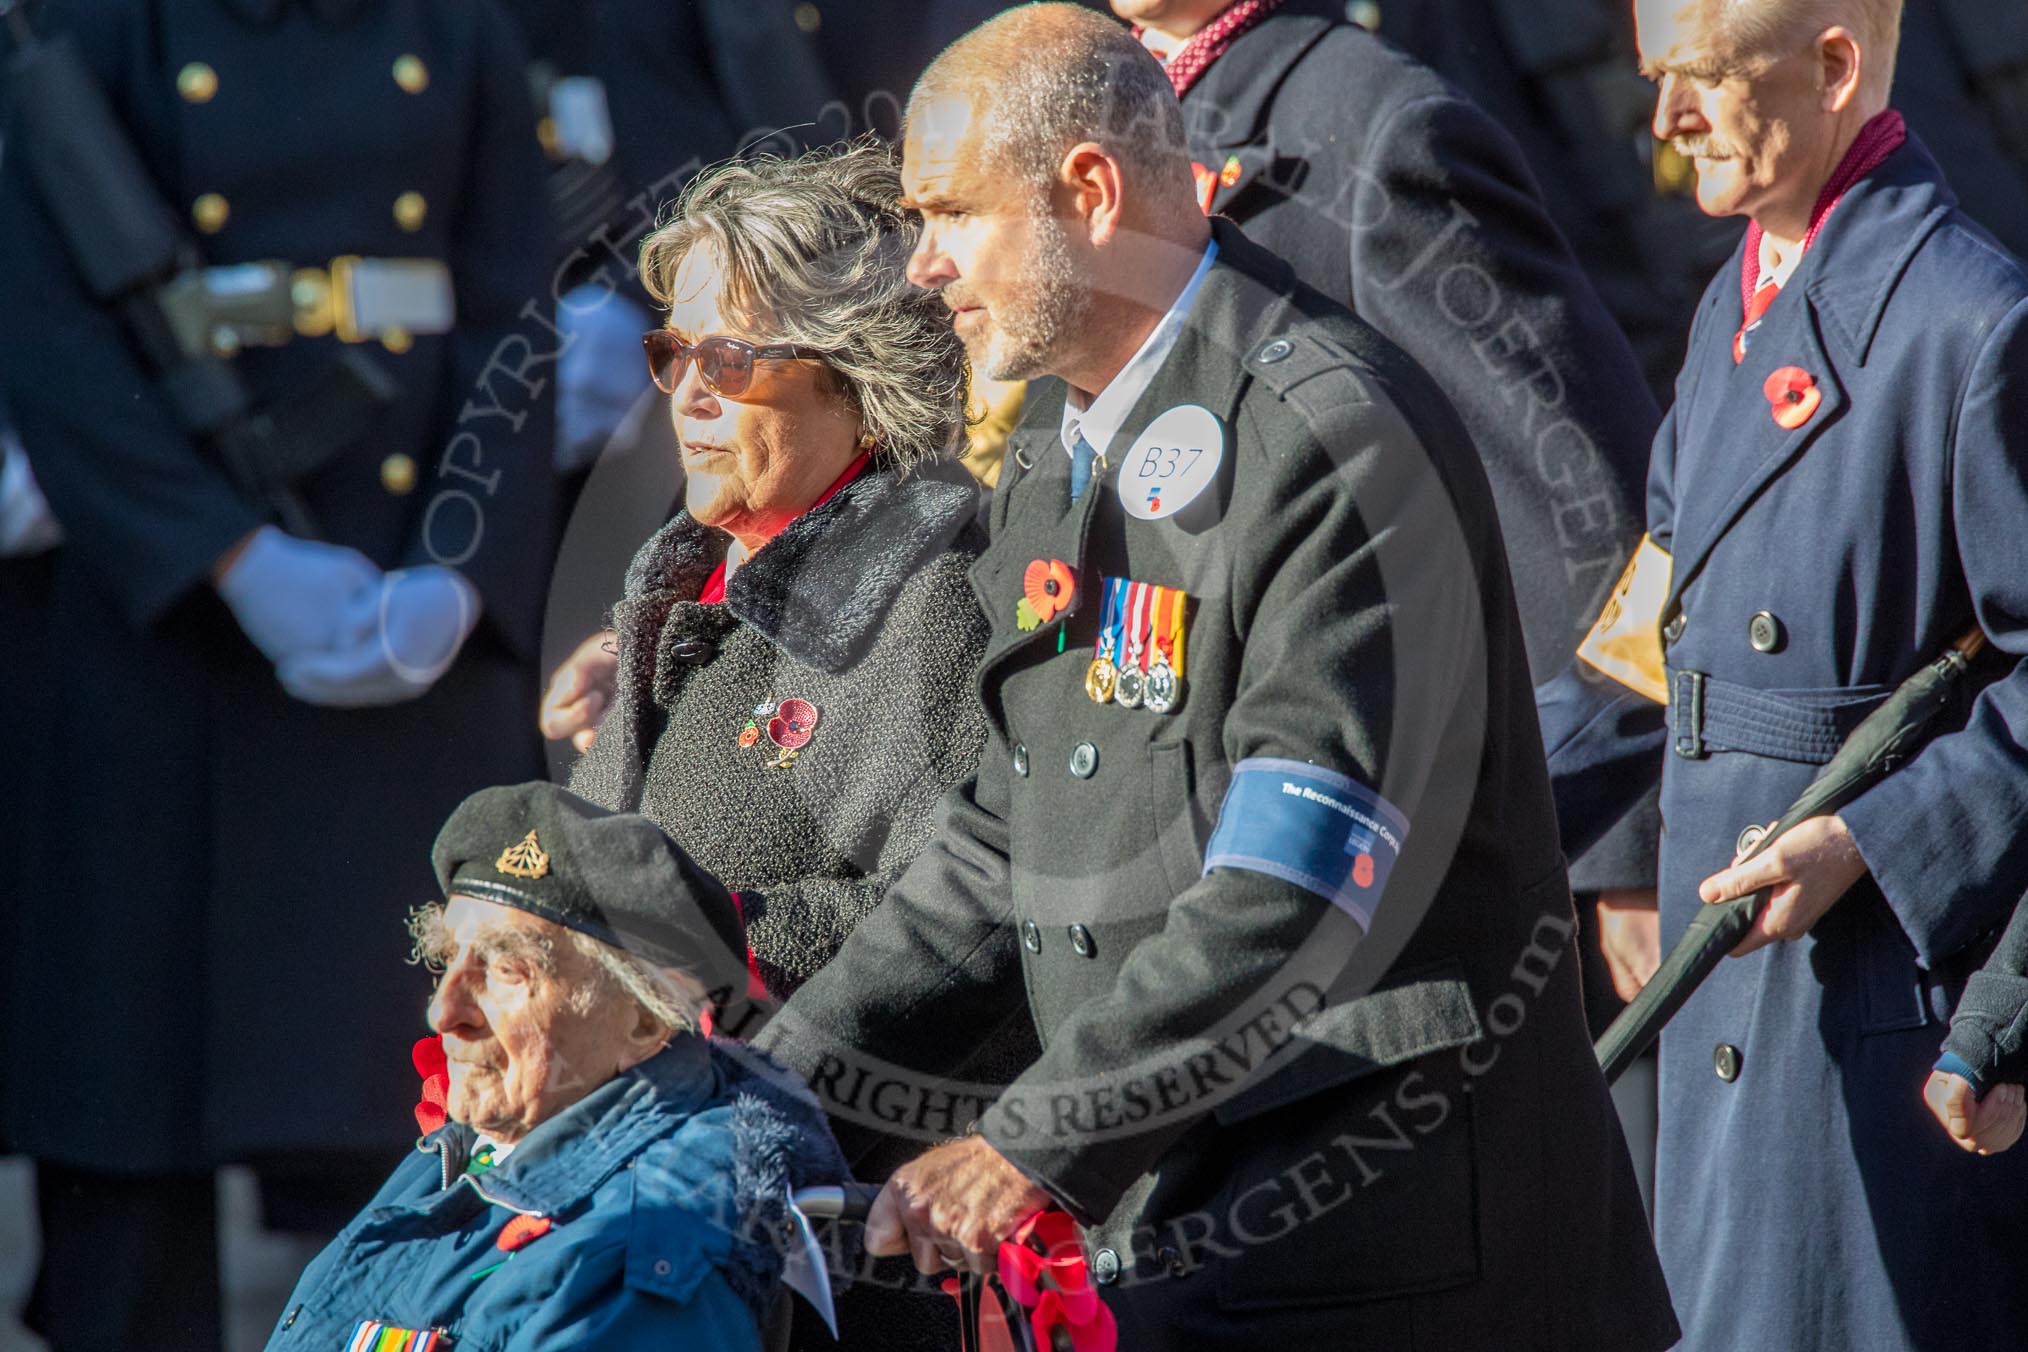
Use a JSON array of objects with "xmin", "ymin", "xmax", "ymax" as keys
[
  {"xmin": 406, "ymin": 900, "xmax": 709, "ymax": 1035},
  {"xmin": 638, "ymin": 139, "xmax": 967, "ymax": 473}
]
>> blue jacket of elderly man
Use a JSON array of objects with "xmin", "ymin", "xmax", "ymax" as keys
[
  {"xmin": 1542, "ymin": 120, "xmax": 2028, "ymax": 1349},
  {"xmin": 264, "ymin": 1035, "xmax": 843, "ymax": 1352}
]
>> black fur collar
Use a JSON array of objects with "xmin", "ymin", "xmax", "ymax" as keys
[{"xmin": 621, "ymin": 459, "xmax": 981, "ymax": 674}]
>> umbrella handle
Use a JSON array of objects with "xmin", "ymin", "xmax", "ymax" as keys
[{"xmin": 788, "ymin": 1181, "xmax": 883, "ymax": 1223}]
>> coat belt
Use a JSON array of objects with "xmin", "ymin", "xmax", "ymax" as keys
[{"xmin": 1671, "ymin": 669, "xmax": 1890, "ymax": 764}]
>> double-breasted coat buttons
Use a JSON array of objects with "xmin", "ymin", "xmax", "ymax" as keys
[
  {"xmin": 380, "ymin": 453, "xmax": 417, "ymax": 495},
  {"xmin": 392, "ymin": 53, "xmax": 429, "ymax": 94},
  {"xmin": 1068, "ymin": 924, "xmax": 1094, "ymax": 958},
  {"xmin": 1022, "ymin": 919, "xmax": 1042, "ymax": 953},
  {"xmin": 1069, "ymin": 741, "xmax": 1098, "ymax": 778},
  {"xmin": 1012, "ymin": 744, "xmax": 1030, "ymax": 778},
  {"xmin": 393, "ymin": 190, "xmax": 428, "ymax": 233},
  {"xmin": 1092, "ymin": 1248, "xmax": 1121, "ymax": 1285},
  {"xmin": 1748, "ymin": 610, "xmax": 1784, "ymax": 653},
  {"xmin": 1663, "ymin": 611, "xmax": 1687, "ymax": 644},
  {"xmin": 191, "ymin": 192, "xmax": 230, "ymax": 234},
  {"xmin": 1714, "ymin": 1043, "xmax": 1743, "ymax": 1082}
]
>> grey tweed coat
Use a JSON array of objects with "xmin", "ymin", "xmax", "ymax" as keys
[{"xmin": 569, "ymin": 457, "xmax": 992, "ymax": 1001}]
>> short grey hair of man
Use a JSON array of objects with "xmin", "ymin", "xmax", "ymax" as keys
[
  {"xmin": 406, "ymin": 901, "xmax": 710, "ymax": 1035},
  {"xmin": 638, "ymin": 138, "xmax": 967, "ymax": 473},
  {"xmin": 1709, "ymin": 0, "xmax": 1904, "ymax": 96},
  {"xmin": 909, "ymin": 3, "xmax": 1189, "ymax": 200}
]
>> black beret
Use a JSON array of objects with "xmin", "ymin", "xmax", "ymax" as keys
[{"xmin": 431, "ymin": 782, "xmax": 747, "ymax": 982}]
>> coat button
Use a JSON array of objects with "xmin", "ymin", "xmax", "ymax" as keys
[
  {"xmin": 1748, "ymin": 610, "xmax": 1784, "ymax": 653},
  {"xmin": 392, "ymin": 53, "xmax": 430, "ymax": 94},
  {"xmin": 1158, "ymin": 1244, "xmax": 1187, "ymax": 1276},
  {"xmin": 793, "ymin": 2, "xmax": 822, "ymax": 32},
  {"xmin": 666, "ymin": 638, "xmax": 717, "ymax": 665},
  {"xmin": 177, "ymin": 62, "xmax": 219, "ymax": 103},
  {"xmin": 191, "ymin": 193, "xmax": 230, "ymax": 234},
  {"xmin": 1069, "ymin": 741, "xmax": 1099, "ymax": 778},
  {"xmin": 1663, "ymin": 611, "xmax": 1687, "ymax": 644},
  {"xmin": 1736, "ymin": 822, "xmax": 1769, "ymax": 857},
  {"xmin": 1012, "ymin": 744, "xmax": 1030, "ymax": 778},
  {"xmin": 380, "ymin": 453, "xmax": 418, "ymax": 495},
  {"xmin": 1257, "ymin": 338, "xmax": 1292, "ymax": 363},
  {"xmin": 1068, "ymin": 924, "xmax": 1093, "ymax": 958},
  {"xmin": 1092, "ymin": 1247, "xmax": 1121, "ymax": 1285},
  {"xmin": 381, "ymin": 326, "xmax": 413, "ymax": 354},
  {"xmin": 282, "ymin": 1305, "xmax": 300, "ymax": 1329},
  {"xmin": 394, "ymin": 190, "xmax": 428, "ymax": 233},
  {"xmin": 1714, "ymin": 1043, "xmax": 1743, "ymax": 1082},
  {"xmin": 1022, "ymin": 919, "xmax": 1042, "ymax": 954},
  {"xmin": 1347, "ymin": 1, "xmax": 1382, "ymax": 28}
]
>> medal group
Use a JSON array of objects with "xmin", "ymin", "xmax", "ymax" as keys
[{"xmin": 1086, "ymin": 577, "xmax": 1188, "ymax": 714}]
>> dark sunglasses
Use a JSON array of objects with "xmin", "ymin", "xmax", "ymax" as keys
[{"xmin": 641, "ymin": 331, "xmax": 826, "ymax": 398}]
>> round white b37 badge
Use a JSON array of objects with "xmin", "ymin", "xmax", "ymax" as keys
[{"xmin": 1122, "ymin": 404, "xmax": 1224, "ymax": 521}]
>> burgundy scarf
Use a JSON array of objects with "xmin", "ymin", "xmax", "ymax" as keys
[
  {"xmin": 1739, "ymin": 109, "xmax": 1907, "ymax": 315},
  {"xmin": 1147, "ymin": 0, "xmax": 1288, "ymax": 98}
]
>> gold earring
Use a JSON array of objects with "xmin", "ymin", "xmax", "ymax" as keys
[{"xmin": 856, "ymin": 429, "xmax": 876, "ymax": 450}]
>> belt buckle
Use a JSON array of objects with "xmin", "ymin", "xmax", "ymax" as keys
[{"xmin": 303, "ymin": 256, "xmax": 455, "ymax": 344}]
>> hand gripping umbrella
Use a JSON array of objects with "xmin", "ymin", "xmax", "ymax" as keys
[{"xmin": 1595, "ymin": 625, "xmax": 1990, "ymax": 1085}]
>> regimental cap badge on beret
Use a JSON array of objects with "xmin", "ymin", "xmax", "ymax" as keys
[{"xmin": 495, "ymin": 829, "xmax": 550, "ymax": 880}]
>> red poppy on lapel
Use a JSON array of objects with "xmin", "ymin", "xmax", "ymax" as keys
[
  {"xmin": 496, "ymin": 1214, "xmax": 552, "ymax": 1252},
  {"xmin": 1764, "ymin": 366, "xmax": 1823, "ymax": 430},
  {"xmin": 1023, "ymin": 559, "xmax": 1077, "ymax": 624}
]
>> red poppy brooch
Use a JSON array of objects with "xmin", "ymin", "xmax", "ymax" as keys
[
  {"xmin": 1764, "ymin": 366, "xmax": 1822, "ymax": 430},
  {"xmin": 1017, "ymin": 559, "xmax": 1076, "ymax": 631},
  {"xmin": 738, "ymin": 696, "xmax": 820, "ymax": 769}
]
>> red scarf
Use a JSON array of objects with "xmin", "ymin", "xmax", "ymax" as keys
[
  {"xmin": 1147, "ymin": 0, "xmax": 1287, "ymax": 98},
  {"xmin": 697, "ymin": 450, "xmax": 871, "ymax": 604},
  {"xmin": 1739, "ymin": 110, "xmax": 1907, "ymax": 316}
]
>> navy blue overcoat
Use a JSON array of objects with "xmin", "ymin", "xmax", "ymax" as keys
[{"xmin": 1545, "ymin": 135, "xmax": 2028, "ymax": 1350}]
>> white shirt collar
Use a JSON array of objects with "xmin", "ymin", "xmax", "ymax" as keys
[
  {"xmin": 1059, "ymin": 239, "xmax": 1218, "ymax": 465},
  {"xmin": 1758, "ymin": 228, "xmax": 1804, "ymax": 290}
]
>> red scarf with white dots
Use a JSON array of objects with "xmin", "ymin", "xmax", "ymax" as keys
[{"xmin": 1147, "ymin": 0, "xmax": 1288, "ymax": 98}]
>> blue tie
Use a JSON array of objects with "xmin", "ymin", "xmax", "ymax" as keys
[{"xmin": 1069, "ymin": 433, "xmax": 1099, "ymax": 501}]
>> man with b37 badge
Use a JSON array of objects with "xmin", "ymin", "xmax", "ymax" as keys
[{"xmin": 755, "ymin": 6, "xmax": 1675, "ymax": 1348}]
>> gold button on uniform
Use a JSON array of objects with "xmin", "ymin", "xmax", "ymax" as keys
[
  {"xmin": 380, "ymin": 325, "xmax": 414, "ymax": 355},
  {"xmin": 177, "ymin": 62, "xmax": 219, "ymax": 104},
  {"xmin": 793, "ymin": 3, "xmax": 821, "ymax": 33},
  {"xmin": 380, "ymin": 453, "xmax": 418, "ymax": 495},
  {"xmin": 393, "ymin": 190, "xmax": 427, "ymax": 232},
  {"xmin": 191, "ymin": 193, "xmax": 230, "ymax": 233},
  {"xmin": 392, "ymin": 53, "xmax": 429, "ymax": 94}
]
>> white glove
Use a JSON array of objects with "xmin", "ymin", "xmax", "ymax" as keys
[{"xmin": 277, "ymin": 565, "xmax": 481, "ymax": 707}]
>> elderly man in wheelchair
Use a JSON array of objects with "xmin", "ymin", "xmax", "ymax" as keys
[{"xmin": 264, "ymin": 781, "xmax": 845, "ymax": 1352}]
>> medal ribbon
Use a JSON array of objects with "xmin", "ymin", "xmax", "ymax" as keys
[
  {"xmin": 1151, "ymin": 586, "xmax": 1187, "ymax": 677},
  {"xmin": 1150, "ymin": 586, "xmax": 1175, "ymax": 669},
  {"xmin": 1124, "ymin": 581, "xmax": 1153, "ymax": 670},
  {"xmin": 1095, "ymin": 578, "xmax": 1126, "ymax": 662}
]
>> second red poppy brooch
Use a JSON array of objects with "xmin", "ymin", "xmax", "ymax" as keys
[
  {"xmin": 1764, "ymin": 366, "xmax": 1822, "ymax": 430},
  {"xmin": 737, "ymin": 696, "xmax": 821, "ymax": 770}
]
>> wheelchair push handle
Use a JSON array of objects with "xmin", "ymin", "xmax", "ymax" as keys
[{"xmin": 789, "ymin": 1182, "xmax": 882, "ymax": 1224}]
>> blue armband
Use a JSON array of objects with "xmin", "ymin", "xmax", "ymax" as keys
[{"xmin": 1203, "ymin": 757, "xmax": 1410, "ymax": 930}]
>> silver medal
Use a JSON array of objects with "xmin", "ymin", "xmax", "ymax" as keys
[{"xmin": 1144, "ymin": 658, "xmax": 1181, "ymax": 714}]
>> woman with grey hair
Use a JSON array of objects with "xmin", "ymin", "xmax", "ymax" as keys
[
  {"xmin": 555, "ymin": 140, "xmax": 1019, "ymax": 1350},
  {"xmin": 564, "ymin": 137, "xmax": 989, "ymax": 999}
]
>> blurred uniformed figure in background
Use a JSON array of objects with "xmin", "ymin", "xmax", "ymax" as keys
[{"xmin": 0, "ymin": 0, "xmax": 555, "ymax": 1346}]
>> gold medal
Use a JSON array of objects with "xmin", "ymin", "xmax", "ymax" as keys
[{"xmin": 1085, "ymin": 657, "xmax": 1118, "ymax": 703}]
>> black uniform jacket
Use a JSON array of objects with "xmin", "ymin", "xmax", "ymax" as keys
[
  {"xmin": 0, "ymin": 0, "xmax": 553, "ymax": 1168},
  {"xmin": 1180, "ymin": 0, "xmax": 1660, "ymax": 890},
  {"xmin": 759, "ymin": 223, "xmax": 1675, "ymax": 1350}
]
